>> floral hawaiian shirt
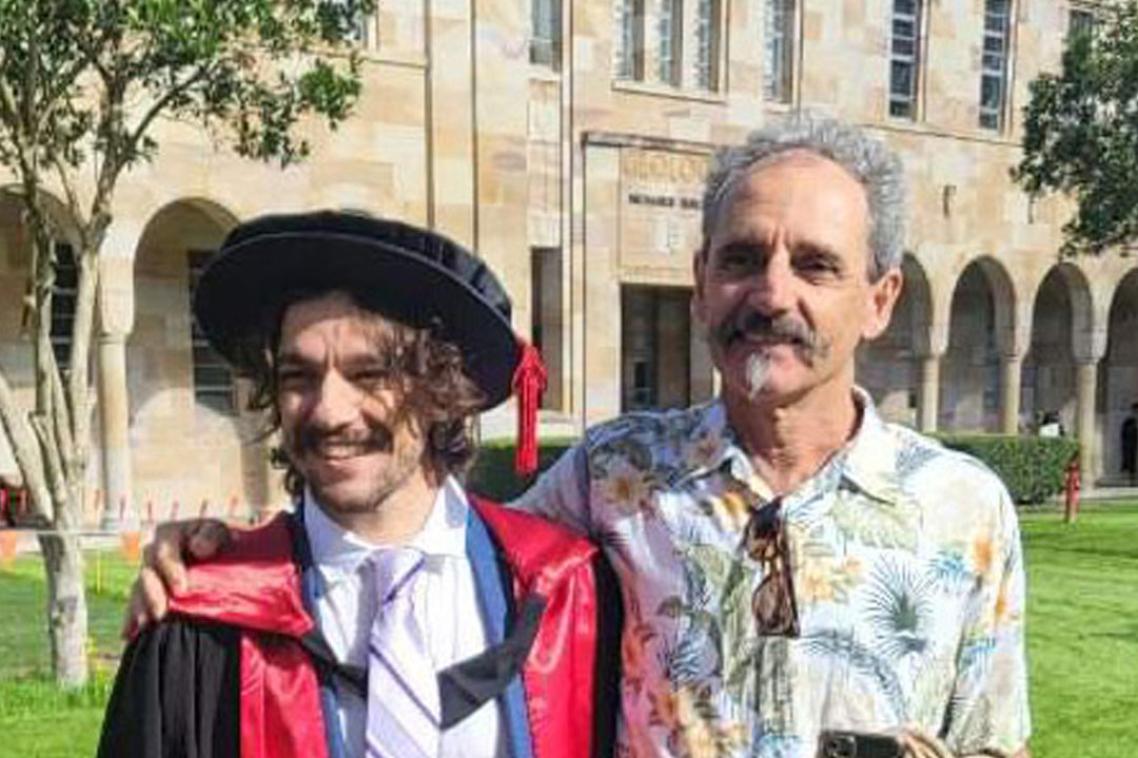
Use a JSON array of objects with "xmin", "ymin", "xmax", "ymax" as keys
[{"xmin": 514, "ymin": 392, "xmax": 1030, "ymax": 758}]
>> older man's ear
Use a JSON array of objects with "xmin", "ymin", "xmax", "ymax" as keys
[
  {"xmin": 861, "ymin": 266, "xmax": 904, "ymax": 342},
  {"xmin": 120, "ymin": 518, "xmax": 232, "ymax": 638}
]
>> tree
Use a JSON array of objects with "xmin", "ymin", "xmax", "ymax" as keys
[
  {"xmin": 0, "ymin": 0, "xmax": 373, "ymax": 687},
  {"xmin": 1014, "ymin": 2, "xmax": 1138, "ymax": 255}
]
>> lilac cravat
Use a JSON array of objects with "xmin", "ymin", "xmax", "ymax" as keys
[{"xmin": 365, "ymin": 547, "xmax": 440, "ymax": 758}]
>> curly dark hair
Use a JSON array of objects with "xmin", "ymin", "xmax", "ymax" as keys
[{"xmin": 234, "ymin": 287, "xmax": 486, "ymax": 499}]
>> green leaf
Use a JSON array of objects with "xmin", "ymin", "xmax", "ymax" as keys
[{"xmin": 1015, "ymin": 2, "xmax": 1138, "ymax": 253}]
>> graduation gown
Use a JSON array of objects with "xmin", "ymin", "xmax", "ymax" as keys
[{"xmin": 97, "ymin": 496, "xmax": 621, "ymax": 758}]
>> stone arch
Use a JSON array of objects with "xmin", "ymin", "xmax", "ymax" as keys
[
  {"xmin": 941, "ymin": 256, "xmax": 1018, "ymax": 431},
  {"xmin": 127, "ymin": 198, "xmax": 269, "ymax": 514},
  {"xmin": 1023, "ymin": 263, "xmax": 1094, "ymax": 437},
  {"xmin": 1100, "ymin": 266, "xmax": 1138, "ymax": 481},
  {"xmin": 857, "ymin": 253, "xmax": 932, "ymax": 426},
  {"xmin": 131, "ymin": 196, "xmax": 239, "ymax": 418}
]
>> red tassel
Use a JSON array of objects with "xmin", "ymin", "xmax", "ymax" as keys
[{"xmin": 512, "ymin": 341, "xmax": 547, "ymax": 477}]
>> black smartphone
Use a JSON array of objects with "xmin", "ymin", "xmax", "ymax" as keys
[{"xmin": 817, "ymin": 730, "xmax": 904, "ymax": 758}]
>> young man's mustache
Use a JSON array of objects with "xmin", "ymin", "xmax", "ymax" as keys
[{"xmin": 294, "ymin": 426, "xmax": 394, "ymax": 456}]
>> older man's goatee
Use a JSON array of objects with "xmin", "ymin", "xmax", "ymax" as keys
[{"xmin": 745, "ymin": 352, "xmax": 771, "ymax": 401}]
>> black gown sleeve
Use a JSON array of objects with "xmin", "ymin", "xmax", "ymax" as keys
[
  {"xmin": 97, "ymin": 619, "xmax": 241, "ymax": 758},
  {"xmin": 591, "ymin": 551, "xmax": 624, "ymax": 758}
]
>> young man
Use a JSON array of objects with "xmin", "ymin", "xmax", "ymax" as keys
[
  {"xmin": 98, "ymin": 212, "xmax": 620, "ymax": 758},
  {"xmin": 128, "ymin": 118, "xmax": 1031, "ymax": 758}
]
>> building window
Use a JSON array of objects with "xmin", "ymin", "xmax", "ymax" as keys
[
  {"xmin": 657, "ymin": 0, "xmax": 683, "ymax": 86},
  {"xmin": 617, "ymin": 0, "xmax": 722, "ymax": 90},
  {"xmin": 330, "ymin": 0, "xmax": 375, "ymax": 47},
  {"xmin": 888, "ymin": 0, "xmax": 922, "ymax": 119},
  {"xmin": 353, "ymin": 15, "xmax": 374, "ymax": 47},
  {"xmin": 50, "ymin": 242, "xmax": 77, "ymax": 371},
  {"xmin": 531, "ymin": 0, "xmax": 562, "ymax": 70},
  {"xmin": 1068, "ymin": 7, "xmax": 1097, "ymax": 41},
  {"xmin": 693, "ymin": 0, "xmax": 721, "ymax": 91},
  {"xmin": 614, "ymin": 0, "xmax": 646, "ymax": 81},
  {"xmin": 979, "ymin": 0, "xmax": 1012, "ymax": 131},
  {"xmin": 187, "ymin": 250, "xmax": 234, "ymax": 413},
  {"xmin": 763, "ymin": 0, "xmax": 795, "ymax": 102}
]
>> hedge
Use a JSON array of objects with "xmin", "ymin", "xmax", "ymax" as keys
[
  {"xmin": 935, "ymin": 434, "xmax": 1080, "ymax": 505},
  {"xmin": 465, "ymin": 437, "xmax": 578, "ymax": 502},
  {"xmin": 465, "ymin": 433, "xmax": 1078, "ymax": 506}
]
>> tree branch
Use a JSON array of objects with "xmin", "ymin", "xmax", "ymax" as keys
[
  {"xmin": 31, "ymin": 56, "xmax": 92, "ymax": 138},
  {"xmin": 0, "ymin": 365, "xmax": 54, "ymax": 523},
  {"xmin": 21, "ymin": 216, "xmax": 75, "ymax": 501},
  {"xmin": 65, "ymin": 246, "xmax": 98, "ymax": 477},
  {"xmin": 29, "ymin": 412, "xmax": 70, "ymax": 516},
  {"xmin": 49, "ymin": 347, "xmax": 75, "ymax": 480},
  {"xmin": 125, "ymin": 63, "xmax": 214, "ymax": 156},
  {"xmin": 0, "ymin": 78, "xmax": 34, "ymax": 171},
  {"xmin": 48, "ymin": 151, "xmax": 83, "ymax": 233},
  {"xmin": 74, "ymin": 28, "xmax": 114, "ymax": 91}
]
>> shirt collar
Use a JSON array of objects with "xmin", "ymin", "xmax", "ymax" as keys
[
  {"xmin": 838, "ymin": 388, "xmax": 902, "ymax": 504},
  {"xmin": 303, "ymin": 476, "xmax": 470, "ymax": 590},
  {"xmin": 676, "ymin": 398, "xmax": 737, "ymax": 482},
  {"xmin": 681, "ymin": 388, "xmax": 899, "ymax": 504}
]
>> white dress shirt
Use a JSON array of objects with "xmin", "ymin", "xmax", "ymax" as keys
[{"xmin": 303, "ymin": 477, "xmax": 505, "ymax": 757}]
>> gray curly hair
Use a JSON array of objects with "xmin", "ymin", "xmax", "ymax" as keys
[{"xmin": 701, "ymin": 115, "xmax": 906, "ymax": 281}]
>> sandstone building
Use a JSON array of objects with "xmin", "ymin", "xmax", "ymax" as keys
[{"xmin": 0, "ymin": 0, "xmax": 1134, "ymax": 523}]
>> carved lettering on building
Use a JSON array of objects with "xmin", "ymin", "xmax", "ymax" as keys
[
  {"xmin": 620, "ymin": 148, "xmax": 709, "ymax": 269},
  {"xmin": 627, "ymin": 193, "xmax": 702, "ymax": 210},
  {"xmin": 622, "ymin": 150, "xmax": 709, "ymax": 185}
]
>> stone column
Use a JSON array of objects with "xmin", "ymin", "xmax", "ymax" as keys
[
  {"xmin": 97, "ymin": 333, "xmax": 132, "ymax": 530},
  {"xmin": 999, "ymin": 353, "xmax": 1024, "ymax": 435},
  {"xmin": 95, "ymin": 249, "xmax": 136, "ymax": 531},
  {"xmin": 917, "ymin": 353, "xmax": 942, "ymax": 433},
  {"xmin": 1076, "ymin": 359, "xmax": 1098, "ymax": 480},
  {"xmin": 580, "ymin": 142, "xmax": 623, "ymax": 426},
  {"xmin": 689, "ymin": 318, "xmax": 715, "ymax": 404}
]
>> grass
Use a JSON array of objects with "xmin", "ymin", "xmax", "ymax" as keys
[
  {"xmin": 0, "ymin": 548, "xmax": 132, "ymax": 758},
  {"xmin": 1018, "ymin": 502, "xmax": 1138, "ymax": 758},
  {"xmin": 0, "ymin": 548, "xmax": 131, "ymax": 679},
  {"xmin": 0, "ymin": 676, "xmax": 113, "ymax": 758},
  {"xmin": 0, "ymin": 504, "xmax": 1136, "ymax": 756}
]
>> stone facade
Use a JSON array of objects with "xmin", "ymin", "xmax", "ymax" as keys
[{"xmin": 0, "ymin": 0, "xmax": 1135, "ymax": 523}]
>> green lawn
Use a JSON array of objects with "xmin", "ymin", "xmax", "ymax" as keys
[
  {"xmin": 1019, "ymin": 503, "xmax": 1138, "ymax": 758},
  {"xmin": 0, "ymin": 549, "xmax": 131, "ymax": 758},
  {"xmin": 1, "ymin": 504, "xmax": 1136, "ymax": 756}
]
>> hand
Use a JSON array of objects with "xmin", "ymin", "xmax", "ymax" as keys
[
  {"xmin": 120, "ymin": 519, "xmax": 233, "ymax": 639},
  {"xmin": 895, "ymin": 728, "xmax": 953, "ymax": 758},
  {"xmin": 895, "ymin": 726, "xmax": 1030, "ymax": 758}
]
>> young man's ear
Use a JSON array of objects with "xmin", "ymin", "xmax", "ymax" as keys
[{"xmin": 861, "ymin": 266, "xmax": 903, "ymax": 341}]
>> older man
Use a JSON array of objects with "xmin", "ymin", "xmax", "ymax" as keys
[
  {"xmin": 99, "ymin": 212, "xmax": 620, "ymax": 758},
  {"xmin": 127, "ymin": 118, "xmax": 1031, "ymax": 758}
]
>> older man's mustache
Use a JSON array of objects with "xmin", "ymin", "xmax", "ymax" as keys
[{"xmin": 712, "ymin": 308, "xmax": 828, "ymax": 364}]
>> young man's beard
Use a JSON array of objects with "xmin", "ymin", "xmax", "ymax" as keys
[{"xmin": 745, "ymin": 351, "xmax": 771, "ymax": 401}]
